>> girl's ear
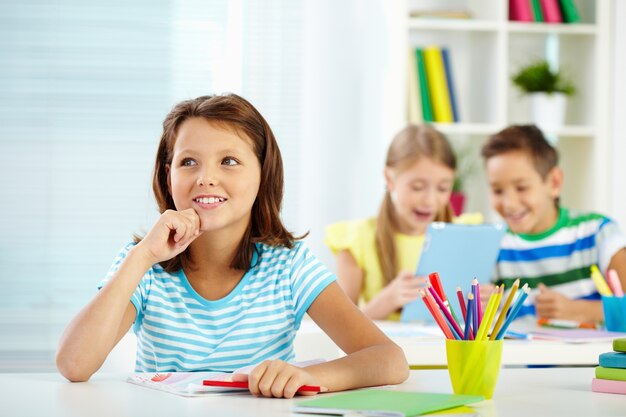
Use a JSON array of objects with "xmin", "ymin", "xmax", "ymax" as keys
[
  {"xmin": 166, "ymin": 164, "xmax": 172, "ymax": 195},
  {"xmin": 383, "ymin": 167, "xmax": 395, "ymax": 192},
  {"xmin": 547, "ymin": 166, "xmax": 564, "ymax": 199}
]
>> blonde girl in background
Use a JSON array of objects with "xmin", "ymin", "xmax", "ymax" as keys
[{"xmin": 325, "ymin": 125, "xmax": 480, "ymax": 321}]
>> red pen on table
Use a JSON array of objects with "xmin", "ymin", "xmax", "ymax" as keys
[{"xmin": 202, "ymin": 380, "xmax": 322, "ymax": 393}]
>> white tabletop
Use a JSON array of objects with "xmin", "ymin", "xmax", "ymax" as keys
[
  {"xmin": 294, "ymin": 319, "xmax": 614, "ymax": 367},
  {"xmin": 0, "ymin": 368, "xmax": 622, "ymax": 417}
]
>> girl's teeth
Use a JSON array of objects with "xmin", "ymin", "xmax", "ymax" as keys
[{"xmin": 196, "ymin": 197, "xmax": 223, "ymax": 204}]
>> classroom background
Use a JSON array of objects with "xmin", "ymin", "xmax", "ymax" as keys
[{"xmin": 1, "ymin": 0, "xmax": 625, "ymax": 373}]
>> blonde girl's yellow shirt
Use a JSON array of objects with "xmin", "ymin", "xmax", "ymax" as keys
[{"xmin": 325, "ymin": 214, "xmax": 482, "ymax": 321}]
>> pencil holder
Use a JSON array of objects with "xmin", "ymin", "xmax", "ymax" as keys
[
  {"xmin": 445, "ymin": 339, "xmax": 503, "ymax": 400},
  {"xmin": 602, "ymin": 296, "xmax": 626, "ymax": 332}
]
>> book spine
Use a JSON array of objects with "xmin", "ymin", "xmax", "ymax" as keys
[
  {"xmin": 416, "ymin": 49, "xmax": 434, "ymax": 122},
  {"xmin": 541, "ymin": 0, "xmax": 563, "ymax": 23},
  {"xmin": 558, "ymin": 0, "xmax": 580, "ymax": 23},
  {"xmin": 423, "ymin": 46, "xmax": 453, "ymax": 123},
  {"xmin": 509, "ymin": 0, "xmax": 534, "ymax": 22},
  {"xmin": 441, "ymin": 48, "xmax": 459, "ymax": 123},
  {"xmin": 531, "ymin": 0, "xmax": 544, "ymax": 22},
  {"xmin": 407, "ymin": 49, "xmax": 423, "ymax": 124}
]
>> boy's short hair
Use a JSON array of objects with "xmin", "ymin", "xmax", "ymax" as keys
[{"xmin": 481, "ymin": 124, "xmax": 559, "ymax": 178}]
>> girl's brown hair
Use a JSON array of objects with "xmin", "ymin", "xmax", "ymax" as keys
[
  {"xmin": 375, "ymin": 124, "xmax": 456, "ymax": 286},
  {"xmin": 140, "ymin": 94, "xmax": 299, "ymax": 272}
]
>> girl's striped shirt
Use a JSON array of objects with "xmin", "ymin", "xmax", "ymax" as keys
[
  {"xmin": 493, "ymin": 208, "xmax": 626, "ymax": 317},
  {"xmin": 99, "ymin": 241, "xmax": 335, "ymax": 372}
]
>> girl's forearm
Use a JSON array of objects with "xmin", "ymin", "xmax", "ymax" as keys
[
  {"xmin": 362, "ymin": 292, "xmax": 397, "ymax": 320},
  {"xmin": 56, "ymin": 246, "xmax": 153, "ymax": 381},
  {"xmin": 306, "ymin": 342, "xmax": 409, "ymax": 392}
]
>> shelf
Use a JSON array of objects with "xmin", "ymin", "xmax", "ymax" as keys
[
  {"xmin": 426, "ymin": 123, "xmax": 501, "ymax": 136},
  {"xmin": 507, "ymin": 22, "xmax": 596, "ymax": 35},
  {"xmin": 408, "ymin": 18, "xmax": 499, "ymax": 32}
]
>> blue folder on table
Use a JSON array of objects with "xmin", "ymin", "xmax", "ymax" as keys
[{"xmin": 400, "ymin": 222, "xmax": 506, "ymax": 323}]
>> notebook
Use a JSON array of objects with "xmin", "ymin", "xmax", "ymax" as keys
[
  {"xmin": 292, "ymin": 389, "xmax": 483, "ymax": 417},
  {"xmin": 401, "ymin": 223, "xmax": 506, "ymax": 322}
]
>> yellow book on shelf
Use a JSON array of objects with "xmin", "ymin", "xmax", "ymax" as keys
[
  {"xmin": 423, "ymin": 46, "xmax": 453, "ymax": 123},
  {"xmin": 407, "ymin": 49, "xmax": 423, "ymax": 124}
]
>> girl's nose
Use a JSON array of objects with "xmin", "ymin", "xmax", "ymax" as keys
[{"xmin": 197, "ymin": 172, "xmax": 218, "ymax": 187}]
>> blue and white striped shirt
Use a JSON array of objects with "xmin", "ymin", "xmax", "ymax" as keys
[{"xmin": 100, "ymin": 241, "xmax": 335, "ymax": 372}]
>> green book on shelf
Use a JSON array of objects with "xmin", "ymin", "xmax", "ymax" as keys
[
  {"xmin": 531, "ymin": 0, "xmax": 544, "ymax": 22},
  {"xmin": 415, "ymin": 48, "xmax": 434, "ymax": 122},
  {"xmin": 292, "ymin": 389, "xmax": 483, "ymax": 417},
  {"xmin": 559, "ymin": 0, "xmax": 580, "ymax": 23},
  {"xmin": 596, "ymin": 366, "xmax": 626, "ymax": 382}
]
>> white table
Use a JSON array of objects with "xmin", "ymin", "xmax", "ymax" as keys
[
  {"xmin": 295, "ymin": 319, "xmax": 615, "ymax": 367},
  {"xmin": 0, "ymin": 368, "xmax": 622, "ymax": 417}
]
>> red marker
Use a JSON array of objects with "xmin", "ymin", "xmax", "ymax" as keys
[{"xmin": 202, "ymin": 380, "xmax": 322, "ymax": 393}]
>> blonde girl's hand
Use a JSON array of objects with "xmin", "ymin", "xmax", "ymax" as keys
[
  {"xmin": 232, "ymin": 360, "xmax": 326, "ymax": 399},
  {"xmin": 382, "ymin": 270, "xmax": 428, "ymax": 309},
  {"xmin": 135, "ymin": 208, "xmax": 202, "ymax": 264}
]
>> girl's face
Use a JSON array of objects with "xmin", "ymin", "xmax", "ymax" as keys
[
  {"xmin": 167, "ymin": 117, "xmax": 261, "ymax": 236},
  {"xmin": 385, "ymin": 157, "xmax": 455, "ymax": 236}
]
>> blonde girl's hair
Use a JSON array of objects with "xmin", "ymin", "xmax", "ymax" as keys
[
  {"xmin": 375, "ymin": 124, "xmax": 456, "ymax": 286},
  {"xmin": 137, "ymin": 94, "xmax": 301, "ymax": 273}
]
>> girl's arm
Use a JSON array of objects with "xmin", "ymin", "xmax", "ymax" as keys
[
  {"xmin": 336, "ymin": 250, "xmax": 422, "ymax": 320},
  {"xmin": 304, "ymin": 282, "xmax": 409, "ymax": 391},
  {"xmin": 55, "ymin": 248, "xmax": 152, "ymax": 381},
  {"xmin": 56, "ymin": 208, "xmax": 202, "ymax": 382}
]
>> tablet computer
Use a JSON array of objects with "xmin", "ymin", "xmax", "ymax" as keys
[{"xmin": 400, "ymin": 222, "xmax": 506, "ymax": 323}]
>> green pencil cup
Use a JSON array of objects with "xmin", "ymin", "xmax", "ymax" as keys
[
  {"xmin": 602, "ymin": 296, "xmax": 626, "ymax": 332},
  {"xmin": 445, "ymin": 339, "xmax": 503, "ymax": 400}
]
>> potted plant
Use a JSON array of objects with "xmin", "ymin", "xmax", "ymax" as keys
[{"xmin": 511, "ymin": 60, "xmax": 576, "ymax": 130}]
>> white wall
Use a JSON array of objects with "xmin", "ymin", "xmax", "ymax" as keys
[{"xmin": 610, "ymin": 1, "xmax": 626, "ymax": 227}]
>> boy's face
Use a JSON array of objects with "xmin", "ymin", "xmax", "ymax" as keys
[{"xmin": 485, "ymin": 150, "xmax": 562, "ymax": 235}]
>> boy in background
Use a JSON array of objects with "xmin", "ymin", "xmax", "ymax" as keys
[{"xmin": 481, "ymin": 125, "xmax": 626, "ymax": 322}]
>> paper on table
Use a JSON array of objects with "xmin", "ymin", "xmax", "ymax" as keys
[
  {"xmin": 127, "ymin": 358, "xmax": 325, "ymax": 397},
  {"xmin": 293, "ymin": 390, "xmax": 483, "ymax": 417}
]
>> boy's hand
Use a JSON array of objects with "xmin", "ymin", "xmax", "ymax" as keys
[
  {"xmin": 535, "ymin": 283, "xmax": 575, "ymax": 319},
  {"xmin": 382, "ymin": 270, "xmax": 428, "ymax": 309},
  {"xmin": 479, "ymin": 284, "xmax": 496, "ymax": 312},
  {"xmin": 234, "ymin": 360, "xmax": 326, "ymax": 398},
  {"xmin": 135, "ymin": 208, "xmax": 202, "ymax": 264}
]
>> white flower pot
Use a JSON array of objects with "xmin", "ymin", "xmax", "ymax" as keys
[{"xmin": 529, "ymin": 92, "xmax": 567, "ymax": 130}]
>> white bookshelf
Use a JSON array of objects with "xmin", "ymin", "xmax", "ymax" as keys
[{"xmin": 398, "ymin": 0, "xmax": 612, "ymax": 217}]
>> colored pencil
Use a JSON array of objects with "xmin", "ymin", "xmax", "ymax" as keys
[
  {"xmin": 475, "ymin": 278, "xmax": 483, "ymax": 324},
  {"xmin": 429, "ymin": 272, "xmax": 446, "ymax": 301},
  {"xmin": 607, "ymin": 269, "xmax": 624, "ymax": 297},
  {"xmin": 476, "ymin": 286, "xmax": 499, "ymax": 341},
  {"xmin": 419, "ymin": 290, "xmax": 455, "ymax": 339},
  {"xmin": 427, "ymin": 285, "xmax": 463, "ymax": 340},
  {"xmin": 456, "ymin": 287, "xmax": 467, "ymax": 321},
  {"xmin": 490, "ymin": 278, "xmax": 520, "ymax": 340},
  {"xmin": 483, "ymin": 286, "xmax": 503, "ymax": 340},
  {"xmin": 471, "ymin": 279, "xmax": 479, "ymax": 335},
  {"xmin": 495, "ymin": 284, "xmax": 530, "ymax": 340},
  {"xmin": 430, "ymin": 272, "xmax": 462, "ymax": 328},
  {"xmin": 590, "ymin": 265, "xmax": 612, "ymax": 296},
  {"xmin": 464, "ymin": 293, "xmax": 474, "ymax": 340}
]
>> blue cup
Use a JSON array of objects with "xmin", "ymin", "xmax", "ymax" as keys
[{"xmin": 602, "ymin": 296, "xmax": 626, "ymax": 332}]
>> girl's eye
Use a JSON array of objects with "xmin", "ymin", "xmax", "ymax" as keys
[
  {"xmin": 222, "ymin": 157, "xmax": 239, "ymax": 166},
  {"xmin": 181, "ymin": 158, "xmax": 196, "ymax": 167}
]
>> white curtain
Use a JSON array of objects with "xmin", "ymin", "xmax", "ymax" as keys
[{"xmin": 0, "ymin": 0, "xmax": 398, "ymax": 370}]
